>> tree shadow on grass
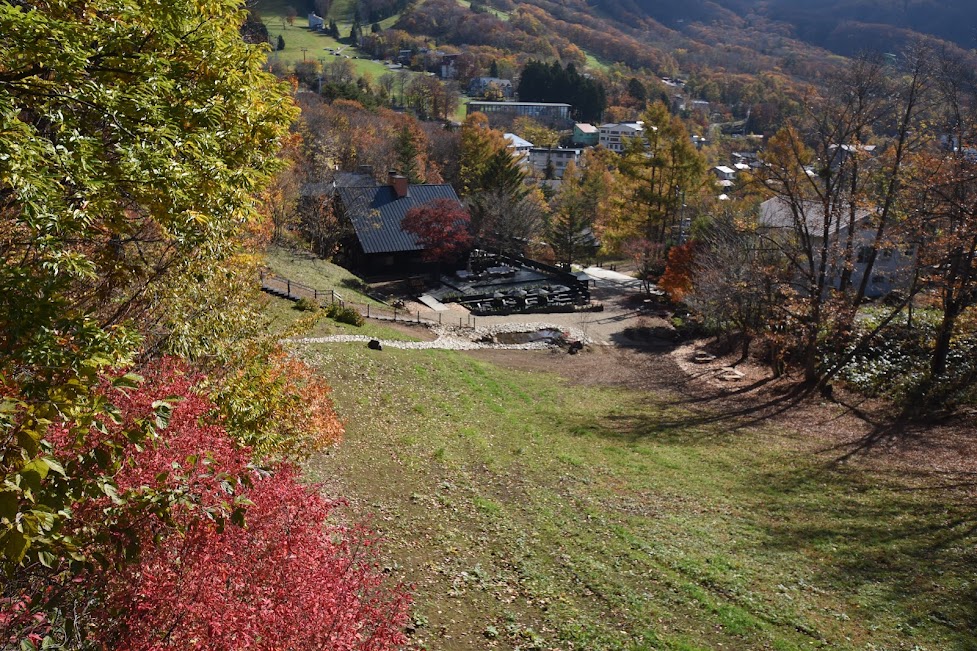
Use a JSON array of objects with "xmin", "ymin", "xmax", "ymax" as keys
[
  {"xmin": 583, "ymin": 385, "xmax": 813, "ymax": 447},
  {"xmin": 752, "ymin": 463, "xmax": 977, "ymax": 649}
]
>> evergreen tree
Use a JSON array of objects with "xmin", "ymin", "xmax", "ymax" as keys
[
  {"xmin": 277, "ymin": 34, "xmax": 285, "ymax": 50},
  {"xmin": 628, "ymin": 77, "xmax": 647, "ymax": 102},
  {"xmin": 516, "ymin": 59, "xmax": 606, "ymax": 122},
  {"xmin": 489, "ymin": 59, "xmax": 499, "ymax": 77},
  {"xmin": 480, "ymin": 147, "xmax": 529, "ymax": 200},
  {"xmin": 394, "ymin": 125, "xmax": 423, "ymax": 183}
]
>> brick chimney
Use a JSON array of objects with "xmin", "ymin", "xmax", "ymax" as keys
[{"xmin": 388, "ymin": 170, "xmax": 409, "ymax": 199}]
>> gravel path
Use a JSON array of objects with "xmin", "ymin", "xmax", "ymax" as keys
[{"xmin": 289, "ymin": 321, "xmax": 593, "ymax": 350}]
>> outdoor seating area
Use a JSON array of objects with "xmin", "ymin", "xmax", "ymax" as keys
[{"xmin": 429, "ymin": 250, "xmax": 590, "ymax": 315}]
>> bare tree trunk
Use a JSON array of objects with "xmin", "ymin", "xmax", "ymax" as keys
[{"xmin": 931, "ymin": 298, "xmax": 960, "ymax": 377}]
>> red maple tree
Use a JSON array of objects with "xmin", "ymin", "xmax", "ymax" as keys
[{"xmin": 401, "ymin": 198, "xmax": 473, "ymax": 262}]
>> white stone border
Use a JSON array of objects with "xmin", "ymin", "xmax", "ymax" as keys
[{"xmin": 287, "ymin": 321, "xmax": 591, "ymax": 351}]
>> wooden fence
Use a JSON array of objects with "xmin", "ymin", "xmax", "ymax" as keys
[{"xmin": 259, "ymin": 272, "xmax": 481, "ymax": 328}]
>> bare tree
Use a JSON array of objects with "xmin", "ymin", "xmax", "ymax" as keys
[
  {"xmin": 469, "ymin": 190, "xmax": 545, "ymax": 257},
  {"xmin": 688, "ymin": 211, "xmax": 783, "ymax": 365},
  {"xmin": 910, "ymin": 50, "xmax": 977, "ymax": 380},
  {"xmin": 755, "ymin": 50, "xmax": 930, "ymax": 383}
]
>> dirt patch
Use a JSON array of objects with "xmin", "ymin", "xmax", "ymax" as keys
[{"xmin": 381, "ymin": 319, "xmax": 440, "ymax": 341}]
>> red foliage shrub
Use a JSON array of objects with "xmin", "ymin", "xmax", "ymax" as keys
[
  {"xmin": 104, "ymin": 466, "xmax": 409, "ymax": 651},
  {"xmin": 16, "ymin": 360, "xmax": 409, "ymax": 651}
]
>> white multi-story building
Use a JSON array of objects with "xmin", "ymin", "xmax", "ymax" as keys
[
  {"xmin": 527, "ymin": 147, "xmax": 584, "ymax": 179},
  {"xmin": 598, "ymin": 122, "xmax": 644, "ymax": 153}
]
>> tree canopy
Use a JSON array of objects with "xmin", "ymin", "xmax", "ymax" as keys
[{"xmin": 1, "ymin": 2, "xmax": 409, "ymax": 646}]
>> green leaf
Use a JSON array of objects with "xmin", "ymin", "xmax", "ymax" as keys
[
  {"xmin": 112, "ymin": 372, "xmax": 144, "ymax": 389},
  {"xmin": 101, "ymin": 482, "xmax": 122, "ymax": 504},
  {"xmin": 20, "ymin": 469, "xmax": 43, "ymax": 494},
  {"xmin": 3, "ymin": 529, "xmax": 29, "ymax": 563},
  {"xmin": 21, "ymin": 457, "xmax": 51, "ymax": 481},
  {"xmin": 44, "ymin": 457, "xmax": 66, "ymax": 477},
  {"xmin": 0, "ymin": 491, "xmax": 18, "ymax": 521}
]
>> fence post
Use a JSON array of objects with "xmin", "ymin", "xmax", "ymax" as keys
[
  {"xmin": 416, "ymin": 311, "xmax": 420, "ymax": 323},
  {"xmin": 314, "ymin": 289, "xmax": 317, "ymax": 300},
  {"xmin": 367, "ymin": 304, "xmax": 370, "ymax": 319},
  {"xmin": 393, "ymin": 308, "xmax": 397, "ymax": 322},
  {"xmin": 439, "ymin": 312, "xmax": 442, "ymax": 325},
  {"xmin": 287, "ymin": 279, "xmax": 291, "ymax": 296},
  {"xmin": 472, "ymin": 317, "xmax": 475, "ymax": 329}
]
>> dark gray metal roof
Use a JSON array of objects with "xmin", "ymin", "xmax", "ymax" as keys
[{"xmin": 337, "ymin": 184, "xmax": 463, "ymax": 255}]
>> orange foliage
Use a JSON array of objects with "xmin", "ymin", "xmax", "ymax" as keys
[{"xmin": 659, "ymin": 242, "xmax": 697, "ymax": 303}]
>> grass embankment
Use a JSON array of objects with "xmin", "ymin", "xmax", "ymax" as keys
[
  {"xmin": 263, "ymin": 246, "xmax": 425, "ymax": 341},
  {"xmin": 298, "ymin": 339, "xmax": 977, "ymax": 651},
  {"xmin": 264, "ymin": 245, "xmax": 377, "ymax": 301}
]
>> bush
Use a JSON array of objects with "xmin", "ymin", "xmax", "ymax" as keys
[
  {"xmin": 294, "ymin": 297, "xmax": 320, "ymax": 312},
  {"xmin": 326, "ymin": 302, "xmax": 365, "ymax": 326}
]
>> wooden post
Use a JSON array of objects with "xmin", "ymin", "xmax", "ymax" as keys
[
  {"xmin": 287, "ymin": 279, "xmax": 291, "ymax": 296},
  {"xmin": 393, "ymin": 308, "xmax": 397, "ymax": 322},
  {"xmin": 314, "ymin": 289, "xmax": 318, "ymax": 300},
  {"xmin": 439, "ymin": 313, "xmax": 442, "ymax": 325},
  {"xmin": 367, "ymin": 304, "xmax": 370, "ymax": 318}
]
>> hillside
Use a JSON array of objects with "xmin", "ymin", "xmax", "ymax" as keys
[{"xmin": 594, "ymin": 0, "xmax": 977, "ymax": 55}]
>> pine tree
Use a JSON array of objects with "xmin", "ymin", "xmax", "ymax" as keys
[
  {"xmin": 276, "ymin": 34, "xmax": 285, "ymax": 50},
  {"xmin": 394, "ymin": 125, "xmax": 423, "ymax": 183}
]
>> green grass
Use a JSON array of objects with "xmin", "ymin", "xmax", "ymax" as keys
[
  {"xmin": 297, "ymin": 342, "xmax": 977, "ymax": 651},
  {"xmin": 583, "ymin": 50, "xmax": 611, "ymax": 73},
  {"xmin": 256, "ymin": 0, "xmax": 395, "ymax": 78},
  {"xmin": 262, "ymin": 295, "xmax": 423, "ymax": 341},
  {"xmin": 264, "ymin": 245, "xmax": 381, "ymax": 304}
]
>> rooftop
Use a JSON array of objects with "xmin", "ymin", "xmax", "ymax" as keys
[
  {"xmin": 337, "ymin": 184, "xmax": 462, "ymax": 255},
  {"xmin": 504, "ymin": 133, "xmax": 534, "ymax": 149}
]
